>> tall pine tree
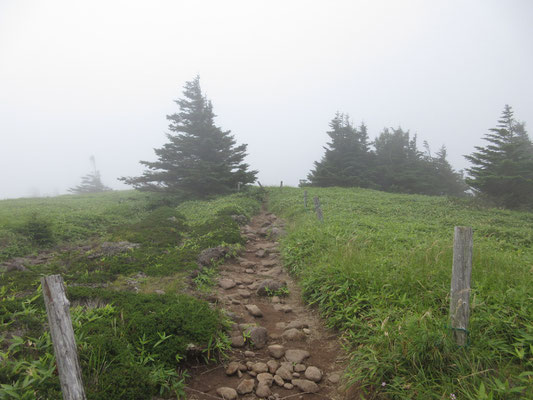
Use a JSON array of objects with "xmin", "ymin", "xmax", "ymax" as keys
[
  {"xmin": 121, "ymin": 76, "xmax": 257, "ymax": 197},
  {"xmin": 307, "ymin": 113, "xmax": 372, "ymax": 187},
  {"xmin": 465, "ymin": 105, "xmax": 533, "ymax": 208}
]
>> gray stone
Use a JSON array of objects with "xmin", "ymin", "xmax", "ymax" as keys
[
  {"xmin": 303, "ymin": 328, "xmax": 311, "ymax": 335},
  {"xmin": 275, "ymin": 366, "xmax": 292, "ymax": 381},
  {"xmin": 237, "ymin": 379, "xmax": 255, "ymax": 395},
  {"xmin": 231, "ymin": 335, "xmax": 245, "ymax": 348},
  {"xmin": 249, "ymin": 326, "xmax": 268, "ymax": 349},
  {"xmin": 256, "ymin": 279, "xmax": 287, "ymax": 296},
  {"xmin": 267, "ymin": 359, "xmax": 279, "ymax": 374},
  {"xmin": 328, "ymin": 373, "xmax": 341, "ymax": 384},
  {"xmin": 280, "ymin": 361, "xmax": 293, "ymax": 371},
  {"xmin": 219, "ymin": 278, "xmax": 236, "ymax": 290},
  {"xmin": 225, "ymin": 361, "xmax": 240, "ymax": 376},
  {"xmin": 292, "ymin": 379, "xmax": 319, "ymax": 393},
  {"xmin": 245, "ymin": 304, "xmax": 263, "ymax": 317},
  {"xmin": 281, "ymin": 305, "xmax": 293, "ymax": 313},
  {"xmin": 285, "ymin": 321, "xmax": 309, "ymax": 330},
  {"xmin": 273, "ymin": 374, "xmax": 285, "ymax": 386},
  {"xmin": 238, "ymin": 289, "xmax": 251, "ymax": 298},
  {"xmin": 244, "ymin": 350, "xmax": 255, "ymax": 357},
  {"xmin": 257, "ymin": 372, "xmax": 274, "ymax": 386},
  {"xmin": 285, "ymin": 349, "xmax": 310, "ymax": 364},
  {"xmin": 294, "ymin": 364, "xmax": 306, "ymax": 372},
  {"xmin": 255, "ymin": 382, "xmax": 271, "ymax": 397},
  {"xmin": 282, "ymin": 328, "xmax": 305, "ymax": 341},
  {"xmin": 216, "ymin": 387, "xmax": 238, "ymax": 400},
  {"xmin": 283, "ymin": 383, "xmax": 294, "ymax": 390},
  {"xmin": 198, "ymin": 246, "xmax": 230, "ymax": 266},
  {"xmin": 255, "ymin": 249, "xmax": 267, "ymax": 258},
  {"xmin": 252, "ymin": 362, "xmax": 268, "ymax": 374},
  {"xmin": 154, "ymin": 289, "xmax": 165, "ymax": 295},
  {"xmin": 268, "ymin": 344, "xmax": 285, "ymax": 359},
  {"xmin": 271, "ymin": 296, "xmax": 281, "ymax": 304},
  {"xmin": 292, "ymin": 372, "xmax": 300, "ymax": 378},
  {"xmin": 305, "ymin": 366, "xmax": 322, "ymax": 382}
]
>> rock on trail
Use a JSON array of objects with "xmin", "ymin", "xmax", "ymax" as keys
[{"xmin": 185, "ymin": 209, "xmax": 346, "ymax": 399}]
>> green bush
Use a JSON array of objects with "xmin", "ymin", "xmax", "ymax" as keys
[{"xmin": 16, "ymin": 214, "xmax": 55, "ymax": 246}]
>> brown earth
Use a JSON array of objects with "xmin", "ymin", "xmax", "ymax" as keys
[{"xmin": 185, "ymin": 209, "xmax": 355, "ymax": 400}]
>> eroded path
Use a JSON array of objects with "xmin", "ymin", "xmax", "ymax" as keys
[{"xmin": 186, "ymin": 210, "xmax": 347, "ymax": 400}]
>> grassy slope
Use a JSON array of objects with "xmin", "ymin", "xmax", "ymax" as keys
[
  {"xmin": 268, "ymin": 187, "xmax": 532, "ymax": 400},
  {"xmin": 0, "ymin": 189, "xmax": 262, "ymax": 399}
]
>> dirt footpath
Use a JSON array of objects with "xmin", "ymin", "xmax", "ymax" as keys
[{"xmin": 185, "ymin": 210, "xmax": 350, "ymax": 400}]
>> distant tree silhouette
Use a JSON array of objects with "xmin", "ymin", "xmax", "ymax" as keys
[
  {"xmin": 308, "ymin": 113, "xmax": 373, "ymax": 187},
  {"xmin": 69, "ymin": 156, "xmax": 112, "ymax": 194},
  {"xmin": 465, "ymin": 105, "xmax": 533, "ymax": 208},
  {"xmin": 120, "ymin": 76, "xmax": 257, "ymax": 197}
]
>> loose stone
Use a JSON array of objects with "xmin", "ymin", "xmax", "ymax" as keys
[
  {"xmin": 275, "ymin": 366, "xmax": 292, "ymax": 381},
  {"xmin": 328, "ymin": 373, "xmax": 341, "ymax": 384},
  {"xmin": 216, "ymin": 387, "xmax": 238, "ymax": 400},
  {"xmin": 282, "ymin": 328, "xmax": 305, "ymax": 341},
  {"xmin": 245, "ymin": 304, "xmax": 263, "ymax": 317},
  {"xmin": 267, "ymin": 359, "xmax": 279, "ymax": 374},
  {"xmin": 244, "ymin": 350, "xmax": 255, "ymax": 357},
  {"xmin": 285, "ymin": 349, "xmax": 310, "ymax": 364},
  {"xmin": 225, "ymin": 361, "xmax": 240, "ymax": 376},
  {"xmin": 231, "ymin": 335, "xmax": 245, "ymax": 348},
  {"xmin": 252, "ymin": 362, "xmax": 268, "ymax": 374},
  {"xmin": 285, "ymin": 321, "xmax": 309, "ymax": 330},
  {"xmin": 256, "ymin": 279, "xmax": 287, "ymax": 296},
  {"xmin": 292, "ymin": 379, "xmax": 320, "ymax": 393},
  {"xmin": 237, "ymin": 379, "xmax": 255, "ymax": 395},
  {"xmin": 257, "ymin": 372, "xmax": 274, "ymax": 386},
  {"xmin": 292, "ymin": 372, "xmax": 300, "ymax": 378},
  {"xmin": 273, "ymin": 374, "xmax": 284, "ymax": 386},
  {"xmin": 255, "ymin": 382, "xmax": 271, "ymax": 398},
  {"xmin": 219, "ymin": 278, "xmax": 236, "ymax": 290},
  {"xmin": 294, "ymin": 364, "xmax": 306, "ymax": 372},
  {"xmin": 283, "ymin": 383, "xmax": 294, "ymax": 390},
  {"xmin": 267, "ymin": 344, "xmax": 285, "ymax": 359},
  {"xmin": 249, "ymin": 326, "xmax": 268, "ymax": 349},
  {"xmin": 305, "ymin": 366, "xmax": 322, "ymax": 382}
]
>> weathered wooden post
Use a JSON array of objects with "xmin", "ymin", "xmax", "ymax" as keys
[
  {"xmin": 449, "ymin": 226, "xmax": 473, "ymax": 346},
  {"xmin": 257, "ymin": 181, "xmax": 263, "ymax": 189},
  {"xmin": 41, "ymin": 275, "xmax": 86, "ymax": 400},
  {"xmin": 313, "ymin": 196, "xmax": 323, "ymax": 222},
  {"xmin": 304, "ymin": 190, "xmax": 308, "ymax": 208},
  {"xmin": 280, "ymin": 180, "xmax": 283, "ymax": 189},
  {"xmin": 237, "ymin": 182, "xmax": 241, "ymax": 192}
]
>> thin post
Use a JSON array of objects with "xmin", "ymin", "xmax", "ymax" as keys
[
  {"xmin": 41, "ymin": 275, "xmax": 86, "ymax": 400},
  {"xmin": 449, "ymin": 226, "xmax": 473, "ymax": 346},
  {"xmin": 304, "ymin": 190, "xmax": 308, "ymax": 208},
  {"xmin": 237, "ymin": 182, "xmax": 241, "ymax": 192},
  {"xmin": 313, "ymin": 196, "xmax": 323, "ymax": 222},
  {"xmin": 257, "ymin": 181, "xmax": 263, "ymax": 189},
  {"xmin": 280, "ymin": 180, "xmax": 283, "ymax": 189}
]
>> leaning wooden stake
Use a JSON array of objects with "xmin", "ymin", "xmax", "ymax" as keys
[
  {"xmin": 449, "ymin": 226, "xmax": 473, "ymax": 346},
  {"xmin": 41, "ymin": 275, "xmax": 86, "ymax": 400},
  {"xmin": 304, "ymin": 190, "xmax": 308, "ymax": 208},
  {"xmin": 313, "ymin": 196, "xmax": 323, "ymax": 222}
]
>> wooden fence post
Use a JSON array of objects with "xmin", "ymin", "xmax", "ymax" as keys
[
  {"xmin": 304, "ymin": 190, "xmax": 308, "ymax": 208},
  {"xmin": 280, "ymin": 180, "xmax": 283, "ymax": 189},
  {"xmin": 449, "ymin": 226, "xmax": 473, "ymax": 346},
  {"xmin": 313, "ymin": 196, "xmax": 323, "ymax": 222},
  {"xmin": 237, "ymin": 182, "xmax": 241, "ymax": 192},
  {"xmin": 41, "ymin": 275, "xmax": 86, "ymax": 400}
]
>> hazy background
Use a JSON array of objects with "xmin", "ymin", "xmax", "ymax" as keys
[{"xmin": 1, "ymin": 0, "xmax": 532, "ymax": 199}]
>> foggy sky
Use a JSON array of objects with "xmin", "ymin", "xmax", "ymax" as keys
[{"xmin": 1, "ymin": 0, "xmax": 532, "ymax": 199}]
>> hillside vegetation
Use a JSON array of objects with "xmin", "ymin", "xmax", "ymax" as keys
[
  {"xmin": 0, "ymin": 189, "xmax": 262, "ymax": 399},
  {"xmin": 268, "ymin": 187, "xmax": 532, "ymax": 399}
]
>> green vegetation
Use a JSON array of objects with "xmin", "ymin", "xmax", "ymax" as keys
[
  {"xmin": 120, "ymin": 76, "xmax": 257, "ymax": 197},
  {"xmin": 268, "ymin": 187, "xmax": 532, "ymax": 399},
  {"xmin": 0, "ymin": 188, "xmax": 262, "ymax": 399},
  {"xmin": 465, "ymin": 105, "xmax": 533, "ymax": 209},
  {"xmin": 307, "ymin": 112, "xmax": 468, "ymax": 197}
]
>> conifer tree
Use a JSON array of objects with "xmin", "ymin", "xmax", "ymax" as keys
[
  {"xmin": 308, "ymin": 113, "xmax": 372, "ymax": 187},
  {"xmin": 69, "ymin": 156, "xmax": 112, "ymax": 194},
  {"xmin": 120, "ymin": 76, "xmax": 257, "ymax": 197},
  {"xmin": 465, "ymin": 105, "xmax": 533, "ymax": 208}
]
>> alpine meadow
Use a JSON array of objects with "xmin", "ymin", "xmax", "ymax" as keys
[{"xmin": 1, "ymin": 3, "xmax": 533, "ymax": 398}]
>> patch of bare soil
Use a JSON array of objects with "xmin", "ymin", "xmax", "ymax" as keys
[{"xmin": 185, "ymin": 209, "xmax": 353, "ymax": 400}]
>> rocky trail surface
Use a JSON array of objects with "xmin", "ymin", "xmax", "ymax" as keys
[{"xmin": 185, "ymin": 210, "xmax": 349, "ymax": 400}]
